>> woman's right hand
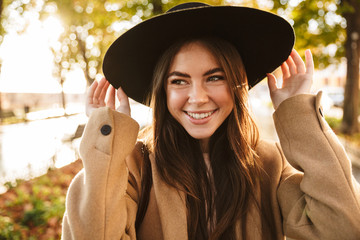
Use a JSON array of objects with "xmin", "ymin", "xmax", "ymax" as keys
[{"xmin": 86, "ymin": 77, "xmax": 131, "ymax": 117}]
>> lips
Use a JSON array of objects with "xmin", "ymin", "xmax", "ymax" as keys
[{"xmin": 185, "ymin": 110, "xmax": 216, "ymax": 120}]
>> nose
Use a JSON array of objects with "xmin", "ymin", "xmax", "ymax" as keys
[{"xmin": 188, "ymin": 82, "xmax": 209, "ymax": 104}]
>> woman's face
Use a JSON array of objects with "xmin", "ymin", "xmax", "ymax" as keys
[{"xmin": 166, "ymin": 41, "xmax": 234, "ymax": 142}]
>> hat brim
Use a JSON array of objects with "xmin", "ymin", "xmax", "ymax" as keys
[{"xmin": 103, "ymin": 5, "xmax": 295, "ymax": 105}]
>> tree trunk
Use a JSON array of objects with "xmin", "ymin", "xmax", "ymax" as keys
[
  {"xmin": 60, "ymin": 77, "xmax": 67, "ymax": 116},
  {"xmin": 341, "ymin": 0, "xmax": 360, "ymax": 134}
]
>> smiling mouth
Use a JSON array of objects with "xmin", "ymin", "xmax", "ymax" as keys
[{"xmin": 185, "ymin": 110, "xmax": 216, "ymax": 120}]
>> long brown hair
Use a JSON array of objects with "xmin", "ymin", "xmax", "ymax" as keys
[{"xmin": 142, "ymin": 37, "xmax": 262, "ymax": 239}]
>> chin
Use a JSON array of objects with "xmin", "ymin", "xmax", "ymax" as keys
[{"xmin": 187, "ymin": 131, "xmax": 214, "ymax": 140}]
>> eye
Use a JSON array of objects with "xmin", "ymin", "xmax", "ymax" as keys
[
  {"xmin": 170, "ymin": 79, "xmax": 187, "ymax": 85},
  {"xmin": 208, "ymin": 75, "xmax": 225, "ymax": 82}
]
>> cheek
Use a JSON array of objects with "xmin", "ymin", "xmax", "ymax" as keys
[
  {"xmin": 211, "ymin": 86, "xmax": 234, "ymax": 109},
  {"xmin": 166, "ymin": 90, "xmax": 186, "ymax": 114}
]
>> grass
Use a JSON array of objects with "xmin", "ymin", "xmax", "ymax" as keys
[
  {"xmin": 0, "ymin": 160, "xmax": 83, "ymax": 240},
  {"xmin": 0, "ymin": 116, "xmax": 27, "ymax": 125}
]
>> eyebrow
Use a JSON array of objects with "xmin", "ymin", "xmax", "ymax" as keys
[
  {"xmin": 167, "ymin": 71, "xmax": 190, "ymax": 78},
  {"xmin": 167, "ymin": 68, "xmax": 224, "ymax": 78},
  {"xmin": 204, "ymin": 68, "xmax": 224, "ymax": 76}
]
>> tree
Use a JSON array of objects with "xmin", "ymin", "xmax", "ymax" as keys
[
  {"xmin": 40, "ymin": 0, "xmax": 151, "ymax": 86},
  {"xmin": 340, "ymin": 0, "xmax": 360, "ymax": 134},
  {"xmin": 39, "ymin": 0, "xmax": 173, "ymax": 86},
  {"xmin": 270, "ymin": 0, "xmax": 359, "ymax": 134},
  {"xmin": 40, "ymin": 0, "xmax": 123, "ymax": 85},
  {"xmin": 38, "ymin": 0, "xmax": 225, "ymax": 86}
]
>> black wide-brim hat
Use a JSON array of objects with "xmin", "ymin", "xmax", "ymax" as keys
[{"xmin": 103, "ymin": 2, "xmax": 295, "ymax": 105}]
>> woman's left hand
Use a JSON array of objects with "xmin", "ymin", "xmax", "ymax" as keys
[{"xmin": 267, "ymin": 49, "xmax": 314, "ymax": 109}]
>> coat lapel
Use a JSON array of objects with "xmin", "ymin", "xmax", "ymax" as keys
[{"xmin": 150, "ymin": 154, "xmax": 188, "ymax": 240}]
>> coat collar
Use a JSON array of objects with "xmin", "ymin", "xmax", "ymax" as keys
[{"xmin": 150, "ymin": 154, "xmax": 188, "ymax": 239}]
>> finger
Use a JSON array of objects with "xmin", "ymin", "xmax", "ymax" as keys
[
  {"xmin": 305, "ymin": 49, "xmax": 314, "ymax": 75},
  {"xmin": 117, "ymin": 87, "xmax": 130, "ymax": 107},
  {"xmin": 99, "ymin": 81, "xmax": 110, "ymax": 102},
  {"xmin": 117, "ymin": 87, "xmax": 131, "ymax": 116},
  {"xmin": 281, "ymin": 62, "xmax": 290, "ymax": 79},
  {"xmin": 291, "ymin": 49, "xmax": 306, "ymax": 74},
  {"xmin": 87, "ymin": 80, "xmax": 98, "ymax": 104},
  {"xmin": 267, "ymin": 73, "xmax": 278, "ymax": 93},
  {"xmin": 93, "ymin": 78, "xmax": 107, "ymax": 100},
  {"xmin": 106, "ymin": 85, "xmax": 116, "ymax": 109},
  {"xmin": 286, "ymin": 55, "xmax": 297, "ymax": 75},
  {"xmin": 85, "ymin": 80, "xmax": 99, "ymax": 117}
]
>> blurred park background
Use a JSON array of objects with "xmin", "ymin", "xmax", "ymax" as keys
[{"xmin": 0, "ymin": 0, "xmax": 359, "ymax": 238}]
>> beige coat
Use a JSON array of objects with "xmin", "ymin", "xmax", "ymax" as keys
[{"xmin": 62, "ymin": 93, "xmax": 360, "ymax": 239}]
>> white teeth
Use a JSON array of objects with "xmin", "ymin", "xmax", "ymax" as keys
[{"xmin": 186, "ymin": 110, "xmax": 215, "ymax": 120}]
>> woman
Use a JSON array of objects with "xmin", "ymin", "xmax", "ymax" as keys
[{"xmin": 62, "ymin": 3, "xmax": 360, "ymax": 240}]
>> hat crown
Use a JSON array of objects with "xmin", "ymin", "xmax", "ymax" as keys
[{"xmin": 167, "ymin": 2, "xmax": 209, "ymax": 13}]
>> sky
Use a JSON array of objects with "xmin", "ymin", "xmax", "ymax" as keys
[{"xmin": 0, "ymin": 10, "xmax": 87, "ymax": 94}]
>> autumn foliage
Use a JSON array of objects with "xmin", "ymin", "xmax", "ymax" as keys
[{"xmin": 0, "ymin": 160, "xmax": 83, "ymax": 240}]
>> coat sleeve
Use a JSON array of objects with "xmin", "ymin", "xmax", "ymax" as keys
[
  {"xmin": 274, "ymin": 92, "xmax": 360, "ymax": 240},
  {"xmin": 61, "ymin": 107, "xmax": 141, "ymax": 240}
]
